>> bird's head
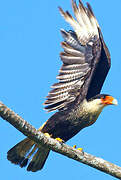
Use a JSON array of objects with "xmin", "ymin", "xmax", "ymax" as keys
[
  {"xmin": 86, "ymin": 94, "xmax": 118, "ymax": 115},
  {"xmin": 89, "ymin": 94, "xmax": 118, "ymax": 108},
  {"xmin": 100, "ymin": 94, "xmax": 118, "ymax": 106}
]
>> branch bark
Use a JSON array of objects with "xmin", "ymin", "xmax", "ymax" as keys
[{"xmin": 0, "ymin": 101, "xmax": 121, "ymax": 179}]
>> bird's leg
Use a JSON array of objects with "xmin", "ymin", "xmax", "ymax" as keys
[
  {"xmin": 38, "ymin": 123, "xmax": 64, "ymax": 142},
  {"xmin": 73, "ymin": 145, "xmax": 83, "ymax": 152},
  {"xmin": 38, "ymin": 122, "xmax": 64, "ymax": 143},
  {"xmin": 38, "ymin": 122, "xmax": 47, "ymax": 131},
  {"xmin": 38, "ymin": 123, "xmax": 52, "ymax": 138}
]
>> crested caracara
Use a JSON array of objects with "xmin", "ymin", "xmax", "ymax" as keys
[{"xmin": 7, "ymin": 0, "xmax": 117, "ymax": 172}]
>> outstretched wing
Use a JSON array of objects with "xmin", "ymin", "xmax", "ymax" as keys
[{"xmin": 44, "ymin": 0, "xmax": 110, "ymax": 112}]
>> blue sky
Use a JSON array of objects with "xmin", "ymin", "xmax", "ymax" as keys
[{"xmin": 0, "ymin": 0, "xmax": 121, "ymax": 179}]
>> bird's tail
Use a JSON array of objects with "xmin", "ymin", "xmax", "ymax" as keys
[{"xmin": 7, "ymin": 138, "xmax": 50, "ymax": 172}]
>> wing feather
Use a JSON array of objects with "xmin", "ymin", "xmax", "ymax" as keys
[
  {"xmin": 61, "ymin": 42, "xmax": 85, "ymax": 57},
  {"xmin": 60, "ymin": 52, "xmax": 85, "ymax": 64},
  {"xmin": 44, "ymin": 0, "xmax": 110, "ymax": 112}
]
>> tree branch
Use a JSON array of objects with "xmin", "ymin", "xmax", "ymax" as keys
[{"xmin": 0, "ymin": 101, "xmax": 121, "ymax": 179}]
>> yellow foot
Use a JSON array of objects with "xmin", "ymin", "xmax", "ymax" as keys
[
  {"xmin": 44, "ymin": 133, "xmax": 52, "ymax": 138},
  {"xmin": 73, "ymin": 145, "xmax": 77, "ymax": 149},
  {"xmin": 55, "ymin": 137, "xmax": 64, "ymax": 143},
  {"xmin": 77, "ymin": 148, "xmax": 83, "ymax": 152},
  {"xmin": 73, "ymin": 145, "xmax": 83, "ymax": 152}
]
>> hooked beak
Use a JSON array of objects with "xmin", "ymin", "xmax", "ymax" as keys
[{"xmin": 112, "ymin": 98, "xmax": 118, "ymax": 105}]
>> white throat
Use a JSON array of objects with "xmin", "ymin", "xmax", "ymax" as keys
[{"xmin": 82, "ymin": 99, "xmax": 105, "ymax": 115}]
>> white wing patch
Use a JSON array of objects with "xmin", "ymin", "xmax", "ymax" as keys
[{"xmin": 59, "ymin": 0, "xmax": 99, "ymax": 45}]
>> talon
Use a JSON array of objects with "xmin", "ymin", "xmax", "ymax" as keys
[
  {"xmin": 55, "ymin": 137, "xmax": 64, "ymax": 143},
  {"xmin": 73, "ymin": 145, "xmax": 83, "ymax": 152},
  {"xmin": 73, "ymin": 145, "xmax": 77, "ymax": 149},
  {"xmin": 77, "ymin": 148, "xmax": 83, "ymax": 152}
]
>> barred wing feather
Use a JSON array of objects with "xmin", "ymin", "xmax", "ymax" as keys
[{"xmin": 44, "ymin": 0, "xmax": 101, "ymax": 112}]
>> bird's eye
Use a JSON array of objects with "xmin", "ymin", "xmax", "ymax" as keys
[
  {"xmin": 102, "ymin": 95, "xmax": 108, "ymax": 100},
  {"xmin": 100, "ymin": 96, "xmax": 107, "ymax": 102}
]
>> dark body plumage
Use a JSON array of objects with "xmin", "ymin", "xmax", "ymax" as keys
[
  {"xmin": 42, "ymin": 107, "xmax": 85, "ymax": 142},
  {"xmin": 41, "ymin": 105, "xmax": 97, "ymax": 142},
  {"xmin": 7, "ymin": 0, "xmax": 113, "ymax": 172}
]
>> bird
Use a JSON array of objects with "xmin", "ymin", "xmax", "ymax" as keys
[{"xmin": 7, "ymin": 0, "xmax": 117, "ymax": 172}]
